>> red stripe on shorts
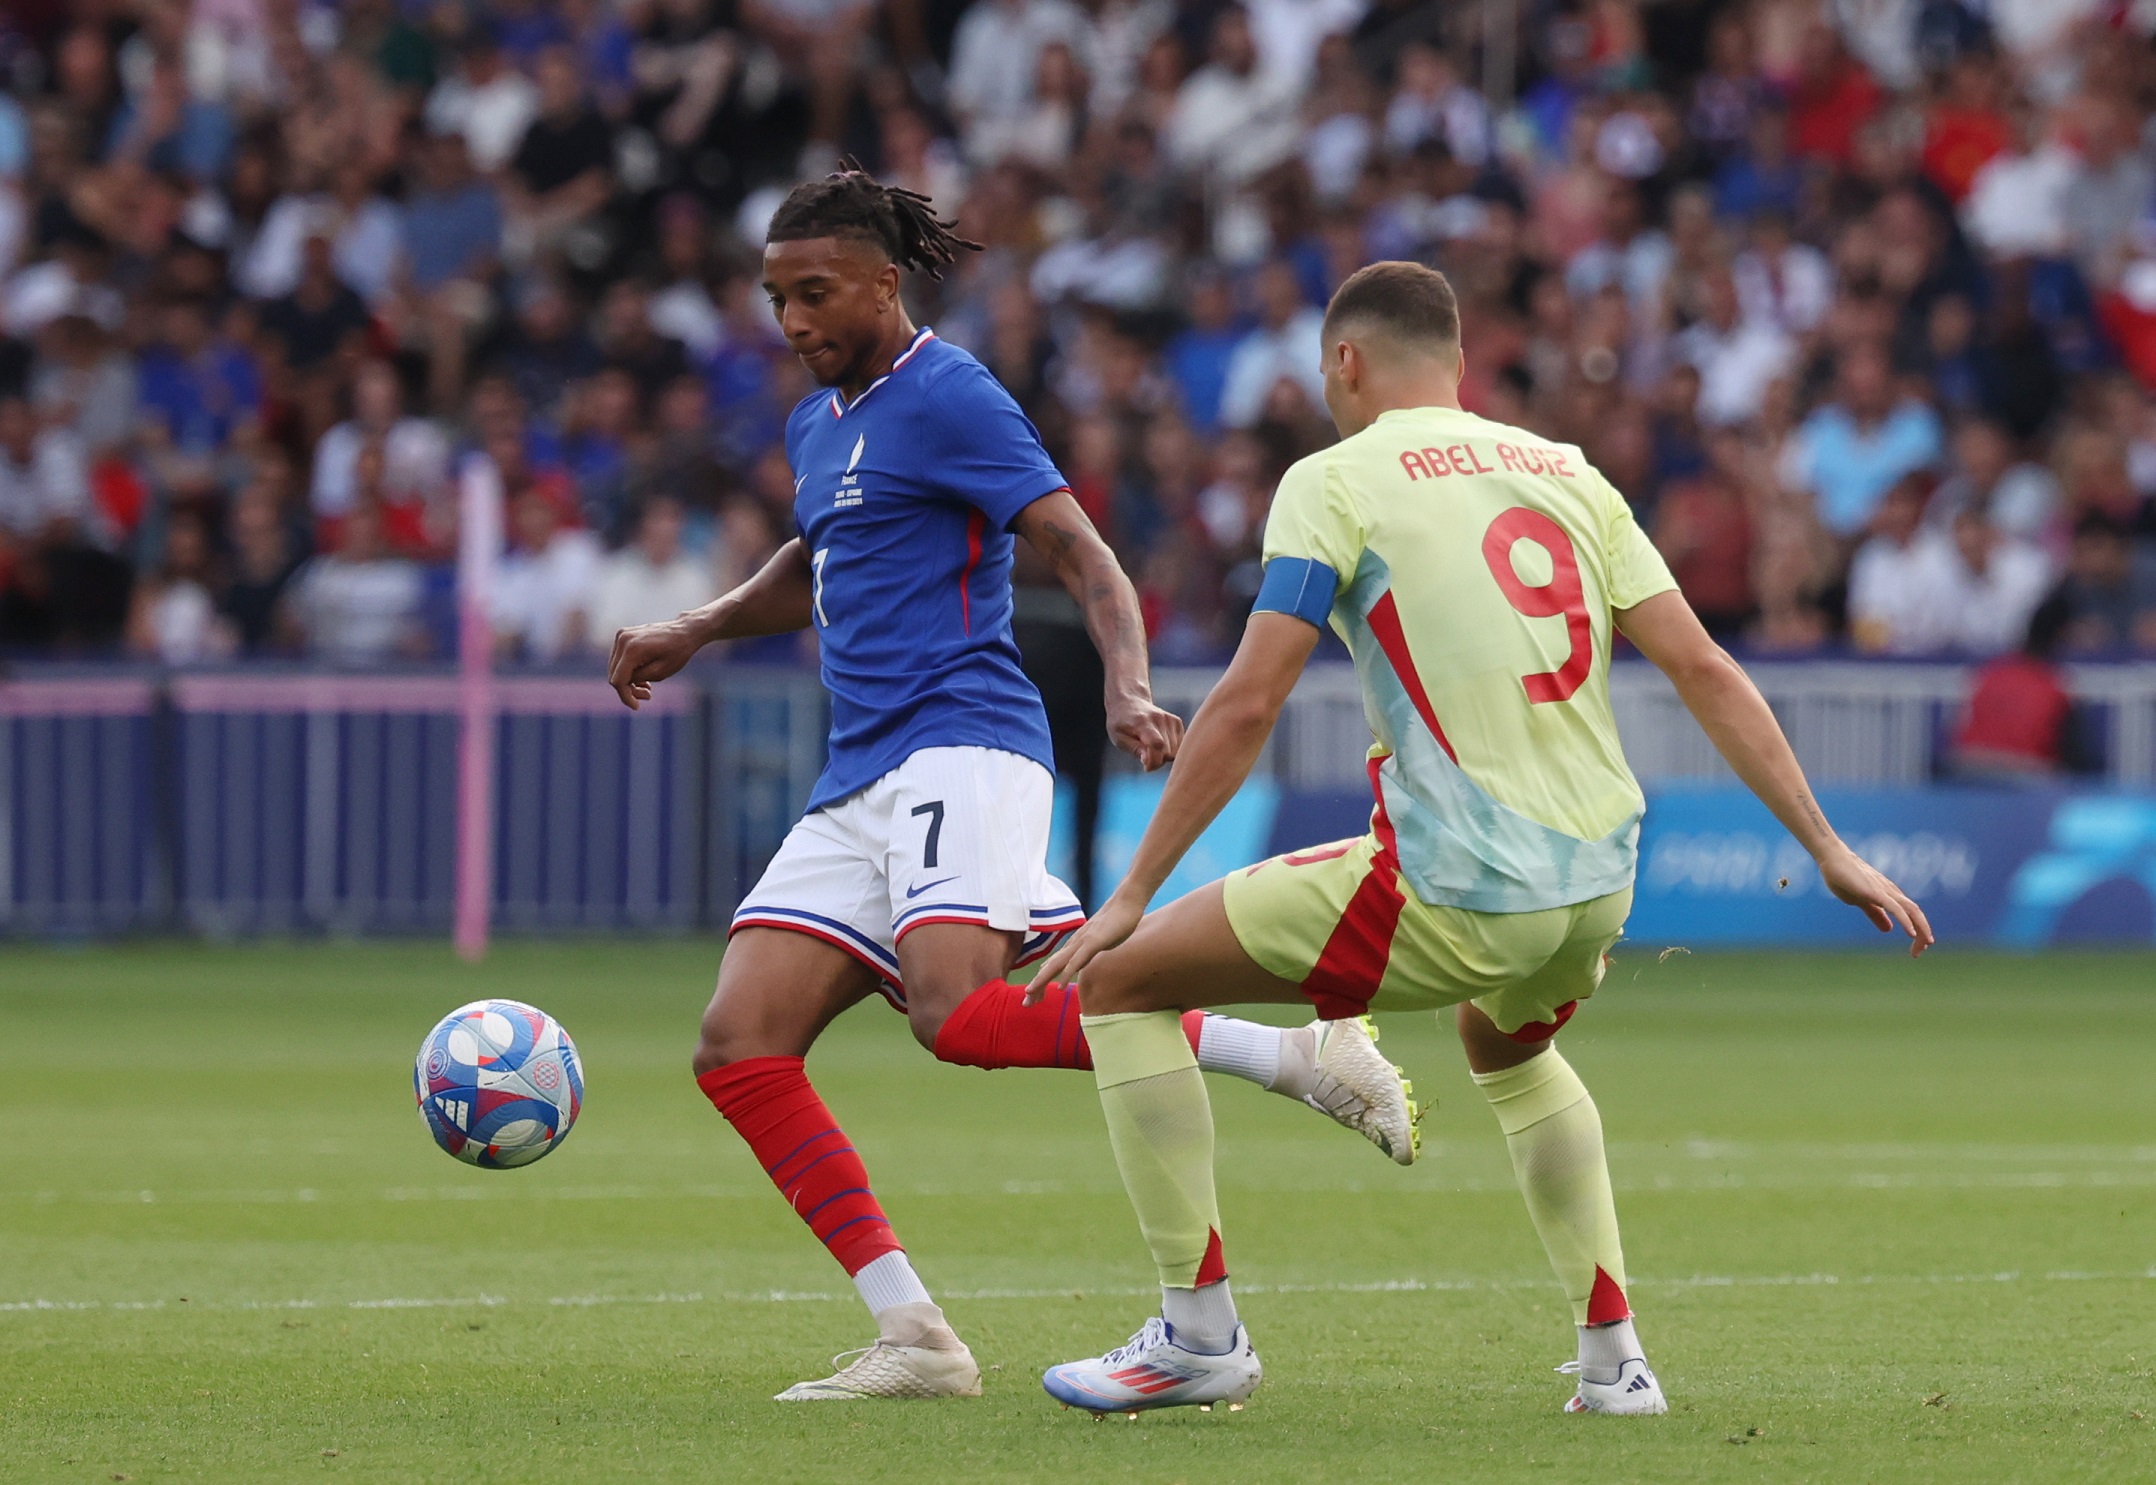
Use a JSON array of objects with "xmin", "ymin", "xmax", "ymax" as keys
[
  {"xmin": 1504, "ymin": 999, "xmax": 1578, "ymax": 1043},
  {"xmin": 1299, "ymin": 758, "xmax": 1407, "ymax": 1020}
]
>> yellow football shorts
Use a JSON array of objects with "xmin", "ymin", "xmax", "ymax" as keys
[{"xmin": 1221, "ymin": 831, "xmax": 1631, "ymax": 1040}]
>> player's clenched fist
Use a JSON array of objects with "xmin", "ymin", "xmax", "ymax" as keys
[
  {"xmin": 1110, "ymin": 697, "xmax": 1183, "ymax": 771},
  {"xmin": 607, "ymin": 617, "xmax": 705, "ymax": 710}
]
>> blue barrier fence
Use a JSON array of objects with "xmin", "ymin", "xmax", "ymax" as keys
[
  {"xmin": 1, "ymin": 667, "xmax": 825, "ymax": 938},
  {"xmin": 12, "ymin": 662, "xmax": 2156, "ymax": 946},
  {"xmin": 1, "ymin": 679, "xmax": 164, "ymax": 936}
]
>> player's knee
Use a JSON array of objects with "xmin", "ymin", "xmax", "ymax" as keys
[
  {"xmin": 1453, "ymin": 1001, "xmax": 1549, "ymax": 1075},
  {"xmin": 689, "ymin": 1031, "xmax": 731, "ymax": 1080},
  {"xmin": 690, "ymin": 1010, "xmax": 761, "ymax": 1078},
  {"xmin": 1075, "ymin": 950, "xmax": 1147, "ymax": 1016},
  {"xmin": 905, "ymin": 1002, "xmax": 951, "ymax": 1054}
]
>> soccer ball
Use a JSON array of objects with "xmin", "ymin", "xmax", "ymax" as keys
[{"xmin": 414, "ymin": 999, "xmax": 583, "ymax": 1169}]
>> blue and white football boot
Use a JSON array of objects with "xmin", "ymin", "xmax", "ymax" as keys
[
  {"xmin": 1558, "ymin": 1354, "xmax": 1668, "ymax": 1415},
  {"xmin": 1043, "ymin": 1317, "xmax": 1263, "ymax": 1414}
]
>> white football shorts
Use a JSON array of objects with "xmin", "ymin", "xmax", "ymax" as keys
[{"xmin": 729, "ymin": 745, "xmax": 1086, "ymax": 1010}]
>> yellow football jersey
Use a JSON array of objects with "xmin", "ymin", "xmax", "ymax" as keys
[{"xmin": 1254, "ymin": 405, "xmax": 1677, "ymax": 912}]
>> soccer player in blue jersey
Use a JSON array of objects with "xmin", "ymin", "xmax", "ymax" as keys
[{"xmin": 606, "ymin": 168, "xmax": 1417, "ymax": 1401}]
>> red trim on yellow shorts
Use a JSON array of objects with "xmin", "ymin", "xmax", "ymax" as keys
[
  {"xmin": 1502, "ymin": 999, "xmax": 1578, "ymax": 1043},
  {"xmin": 1298, "ymin": 758, "xmax": 1407, "ymax": 1020}
]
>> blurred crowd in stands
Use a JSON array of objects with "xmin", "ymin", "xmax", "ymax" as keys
[{"xmin": 1, "ymin": 0, "xmax": 2155, "ymax": 672}]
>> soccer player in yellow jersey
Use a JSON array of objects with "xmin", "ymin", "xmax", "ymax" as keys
[{"xmin": 1030, "ymin": 261, "xmax": 1934, "ymax": 1417}]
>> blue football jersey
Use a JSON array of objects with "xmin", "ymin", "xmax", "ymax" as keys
[{"xmin": 786, "ymin": 328, "xmax": 1065, "ymax": 811}]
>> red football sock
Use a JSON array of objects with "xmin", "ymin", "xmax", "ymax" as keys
[
  {"xmin": 696, "ymin": 1055, "xmax": 900, "ymax": 1277},
  {"xmin": 933, "ymin": 979, "xmax": 1204, "ymax": 1071}
]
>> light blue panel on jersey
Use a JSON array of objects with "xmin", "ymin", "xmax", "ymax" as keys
[{"xmin": 1051, "ymin": 774, "xmax": 1281, "ymax": 909}]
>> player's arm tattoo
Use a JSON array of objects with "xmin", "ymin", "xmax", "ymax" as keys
[{"xmin": 1017, "ymin": 496, "xmax": 1154, "ymax": 701}]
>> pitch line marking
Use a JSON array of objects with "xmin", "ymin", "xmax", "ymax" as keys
[
  {"xmin": 9, "ymin": 1269, "xmax": 2156, "ymax": 1316},
  {"xmin": 18, "ymin": 1157, "xmax": 2156, "ymax": 1210}
]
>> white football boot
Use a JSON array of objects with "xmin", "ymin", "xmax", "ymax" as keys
[
  {"xmin": 1558, "ymin": 1356, "xmax": 1668, "ymax": 1415},
  {"xmin": 1277, "ymin": 1017, "xmax": 1421, "ymax": 1166},
  {"xmin": 1042, "ymin": 1317, "xmax": 1263, "ymax": 1414},
  {"xmin": 774, "ymin": 1338, "xmax": 983, "ymax": 1401}
]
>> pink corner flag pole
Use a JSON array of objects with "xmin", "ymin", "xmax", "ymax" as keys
[{"xmin": 453, "ymin": 454, "xmax": 503, "ymax": 962}]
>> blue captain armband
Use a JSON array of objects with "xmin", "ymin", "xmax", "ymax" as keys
[{"xmin": 1251, "ymin": 556, "xmax": 1339, "ymax": 628}]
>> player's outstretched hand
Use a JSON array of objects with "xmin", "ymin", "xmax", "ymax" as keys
[
  {"xmin": 607, "ymin": 618, "xmax": 704, "ymax": 710},
  {"xmin": 1818, "ymin": 843, "xmax": 1934, "ymax": 956},
  {"xmin": 1026, "ymin": 888, "xmax": 1145, "ymax": 1004},
  {"xmin": 1109, "ymin": 697, "xmax": 1184, "ymax": 771}
]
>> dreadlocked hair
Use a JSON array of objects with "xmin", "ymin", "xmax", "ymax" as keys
[{"xmin": 764, "ymin": 157, "xmax": 981, "ymax": 280}]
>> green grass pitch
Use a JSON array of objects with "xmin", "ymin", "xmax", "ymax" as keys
[{"xmin": 2, "ymin": 942, "xmax": 2153, "ymax": 1483}]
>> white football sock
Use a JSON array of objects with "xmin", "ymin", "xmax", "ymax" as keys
[
  {"xmin": 1194, "ymin": 1015, "xmax": 1286, "ymax": 1087},
  {"xmin": 854, "ymin": 1250, "xmax": 933, "ymax": 1319},
  {"xmin": 1161, "ymin": 1279, "xmax": 1240, "ymax": 1354},
  {"xmin": 1577, "ymin": 1316, "xmax": 1646, "ymax": 1381}
]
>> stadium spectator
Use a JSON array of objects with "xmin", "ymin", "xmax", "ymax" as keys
[
  {"xmin": 1384, "ymin": 41, "xmax": 1490, "ymax": 168},
  {"xmin": 292, "ymin": 498, "xmax": 428, "ymax": 665},
  {"xmin": 1714, "ymin": 103, "xmax": 1804, "ymax": 222},
  {"xmin": 1163, "ymin": 268, "xmax": 1244, "ymax": 434},
  {"xmin": 584, "ymin": 493, "xmax": 715, "ymax": 645},
  {"xmin": 1166, "ymin": 5, "xmax": 1302, "ymax": 188},
  {"xmin": 1676, "ymin": 263, "xmax": 1794, "ymax": 428},
  {"xmin": 218, "ymin": 480, "xmax": 305, "ymax": 655},
  {"xmin": 424, "ymin": 28, "xmax": 539, "ymax": 175},
  {"xmin": 256, "ymin": 234, "xmax": 373, "ymax": 375},
  {"xmin": 504, "ymin": 43, "xmax": 615, "ymax": 266},
  {"xmin": 1732, "ymin": 210, "xmax": 1833, "ymax": 335},
  {"xmin": 0, "ymin": 391, "xmax": 91, "ymax": 544},
  {"xmin": 1783, "ymin": 342, "xmax": 1944, "ymax": 539},
  {"xmin": 946, "ymin": 0, "xmax": 1089, "ymax": 149},
  {"xmin": 126, "ymin": 509, "xmax": 231, "ymax": 664},
  {"xmin": 30, "ymin": 313, "xmax": 135, "ymax": 459},
  {"xmin": 135, "ymin": 297, "xmax": 259, "ymax": 464},
  {"xmin": 626, "ymin": 373, "xmax": 727, "ymax": 518},
  {"xmin": 646, "ymin": 196, "xmax": 725, "ymax": 358},
  {"xmin": 2052, "ymin": 512, "xmax": 2156, "ymax": 654},
  {"xmin": 1962, "ymin": 102, "xmax": 2076, "ymax": 261},
  {"xmin": 0, "ymin": 0, "xmax": 2144, "ymax": 674},
  {"xmin": 1653, "ymin": 427, "xmax": 1755, "ymax": 637},
  {"xmin": 397, "ymin": 132, "xmax": 502, "ymax": 298},
  {"xmin": 1926, "ymin": 415, "xmax": 2060, "ymax": 545},
  {"xmin": 491, "ymin": 274, "xmax": 603, "ymax": 423},
  {"xmin": 1218, "ymin": 259, "xmax": 1322, "ymax": 430},
  {"xmin": 1950, "ymin": 595, "xmax": 2083, "ymax": 780},
  {"xmin": 1565, "ymin": 177, "xmax": 1673, "ymax": 324},
  {"xmin": 1928, "ymin": 508, "xmax": 2057, "ymax": 655},
  {"xmin": 595, "ymin": 279, "xmax": 689, "ymax": 403},
  {"xmin": 311, "ymin": 361, "xmax": 452, "ymax": 526},
  {"xmin": 493, "ymin": 484, "xmax": 602, "ymax": 662},
  {"xmin": 2062, "ymin": 94, "xmax": 2152, "ymax": 287},
  {"xmin": 1848, "ymin": 476, "xmax": 1954, "ymax": 654}
]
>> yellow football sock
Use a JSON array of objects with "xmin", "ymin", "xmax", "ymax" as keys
[
  {"xmin": 1473, "ymin": 1049, "xmax": 1632, "ymax": 1326},
  {"xmin": 1083, "ymin": 1011, "xmax": 1224, "ymax": 1289}
]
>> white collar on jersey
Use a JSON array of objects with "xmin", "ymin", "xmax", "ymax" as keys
[{"xmin": 828, "ymin": 327, "xmax": 936, "ymax": 418}]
